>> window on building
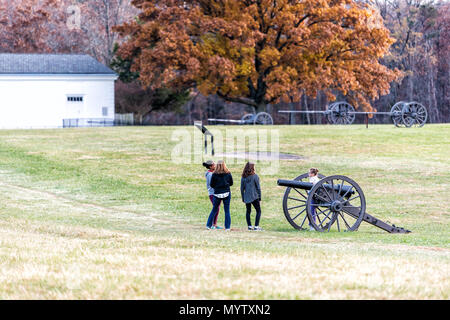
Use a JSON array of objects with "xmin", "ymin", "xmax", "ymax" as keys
[
  {"xmin": 67, "ymin": 96, "xmax": 83, "ymax": 102},
  {"xmin": 102, "ymin": 107, "xmax": 109, "ymax": 116}
]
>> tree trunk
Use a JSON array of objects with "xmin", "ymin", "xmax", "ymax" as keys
[
  {"xmin": 408, "ymin": 55, "xmax": 415, "ymax": 101},
  {"xmin": 303, "ymin": 94, "xmax": 311, "ymax": 125},
  {"xmin": 428, "ymin": 63, "xmax": 439, "ymax": 123},
  {"xmin": 289, "ymin": 102, "xmax": 296, "ymax": 125},
  {"xmin": 187, "ymin": 99, "xmax": 192, "ymax": 124},
  {"xmin": 255, "ymin": 103, "xmax": 266, "ymax": 113}
]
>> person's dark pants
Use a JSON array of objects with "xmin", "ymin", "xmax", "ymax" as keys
[
  {"xmin": 207, "ymin": 194, "xmax": 231, "ymax": 229},
  {"xmin": 245, "ymin": 199, "xmax": 261, "ymax": 227},
  {"xmin": 309, "ymin": 197, "xmax": 316, "ymax": 227},
  {"xmin": 209, "ymin": 195, "xmax": 220, "ymax": 226}
]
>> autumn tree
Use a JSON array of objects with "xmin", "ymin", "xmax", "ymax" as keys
[
  {"xmin": 111, "ymin": 45, "xmax": 191, "ymax": 122},
  {"xmin": 0, "ymin": 0, "xmax": 87, "ymax": 53},
  {"xmin": 75, "ymin": 0, "xmax": 139, "ymax": 64},
  {"xmin": 0, "ymin": 0, "xmax": 138, "ymax": 63},
  {"xmin": 367, "ymin": 0, "xmax": 449, "ymax": 122},
  {"xmin": 0, "ymin": 0, "xmax": 58, "ymax": 53},
  {"xmin": 436, "ymin": 2, "xmax": 450, "ymax": 121},
  {"xmin": 114, "ymin": 0, "xmax": 400, "ymax": 112}
]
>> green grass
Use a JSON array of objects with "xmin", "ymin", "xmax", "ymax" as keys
[{"xmin": 0, "ymin": 124, "xmax": 448, "ymax": 299}]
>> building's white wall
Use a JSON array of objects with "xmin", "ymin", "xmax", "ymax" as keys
[
  {"xmin": 0, "ymin": 74, "xmax": 117, "ymax": 129},
  {"xmin": 80, "ymin": 79, "xmax": 115, "ymax": 118}
]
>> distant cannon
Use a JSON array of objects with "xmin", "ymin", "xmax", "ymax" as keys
[
  {"xmin": 208, "ymin": 112, "xmax": 273, "ymax": 125},
  {"xmin": 277, "ymin": 173, "xmax": 411, "ymax": 233},
  {"xmin": 278, "ymin": 101, "xmax": 428, "ymax": 127}
]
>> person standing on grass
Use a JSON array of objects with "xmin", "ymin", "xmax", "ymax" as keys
[
  {"xmin": 203, "ymin": 160, "xmax": 222, "ymax": 229},
  {"xmin": 308, "ymin": 168, "xmax": 320, "ymax": 231},
  {"xmin": 240, "ymin": 162, "xmax": 262, "ymax": 231},
  {"xmin": 206, "ymin": 160, "xmax": 233, "ymax": 231}
]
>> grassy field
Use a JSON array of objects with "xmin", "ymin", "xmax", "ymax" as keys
[{"xmin": 0, "ymin": 124, "xmax": 448, "ymax": 299}]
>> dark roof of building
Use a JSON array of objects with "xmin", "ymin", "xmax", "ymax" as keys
[{"xmin": 0, "ymin": 53, "xmax": 117, "ymax": 75}]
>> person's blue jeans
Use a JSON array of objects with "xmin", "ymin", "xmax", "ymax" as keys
[
  {"xmin": 207, "ymin": 194, "xmax": 231, "ymax": 229},
  {"xmin": 309, "ymin": 196, "xmax": 316, "ymax": 227}
]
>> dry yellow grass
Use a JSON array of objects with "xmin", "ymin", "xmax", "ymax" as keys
[
  {"xmin": 0, "ymin": 125, "xmax": 448, "ymax": 299},
  {"xmin": 0, "ymin": 215, "xmax": 447, "ymax": 299}
]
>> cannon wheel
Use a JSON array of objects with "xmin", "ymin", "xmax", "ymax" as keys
[
  {"xmin": 282, "ymin": 172, "xmax": 326, "ymax": 230},
  {"xmin": 253, "ymin": 112, "xmax": 274, "ymax": 125},
  {"xmin": 390, "ymin": 101, "xmax": 407, "ymax": 127},
  {"xmin": 329, "ymin": 102, "xmax": 356, "ymax": 125},
  {"xmin": 325, "ymin": 102, "xmax": 337, "ymax": 124},
  {"xmin": 402, "ymin": 102, "xmax": 428, "ymax": 128},
  {"xmin": 241, "ymin": 113, "xmax": 254, "ymax": 124},
  {"xmin": 306, "ymin": 175, "xmax": 366, "ymax": 232}
]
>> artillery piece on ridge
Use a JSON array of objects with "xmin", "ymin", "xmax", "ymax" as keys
[
  {"xmin": 279, "ymin": 101, "xmax": 428, "ymax": 127},
  {"xmin": 277, "ymin": 173, "xmax": 411, "ymax": 233},
  {"xmin": 208, "ymin": 112, "xmax": 274, "ymax": 125}
]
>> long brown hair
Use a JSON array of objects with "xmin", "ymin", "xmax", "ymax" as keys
[
  {"xmin": 214, "ymin": 160, "xmax": 230, "ymax": 174},
  {"xmin": 242, "ymin": 162, "xmax": 255, "ymax": 178}
]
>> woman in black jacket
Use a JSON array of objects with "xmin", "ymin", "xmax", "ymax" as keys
[
  {"xmin": 206, "ymin": 160, "xmax": 233, "ymax": 231},
  {"xmin": 240, "ymin": 162, "xmax": 262, "ymax": 231}
]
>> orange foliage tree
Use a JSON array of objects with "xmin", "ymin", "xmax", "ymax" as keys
[
  {"xmin": 0, "ymin": 0, "xmax": 85, "ymax": 53},
  {"xmin": 115, "ymin": 0, "xmax": 400, "ymax": 112}
]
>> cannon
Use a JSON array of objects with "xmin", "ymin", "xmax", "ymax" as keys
[
  {"xmin": 278, "ymin": 101, "xmax": 428, "ymax": 127},
  {"xmin": 208, "ymin": 112, "xmax": 273, "ymax": 125},
  {"xmin": 277, "ymin": 173, "xmax": 411, "ymax": 233}
]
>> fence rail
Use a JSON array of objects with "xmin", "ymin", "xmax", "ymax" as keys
[
  {"xmin": 63, "ymin": 114, "xmax": 135, "ymax": 128},
  {"xmin": 114, "ymin": 113, "xmax": 134, "ymax": 126},
  {"xmin": 62, "ymin": 118, "xmax": 115, "ymax": 128}
]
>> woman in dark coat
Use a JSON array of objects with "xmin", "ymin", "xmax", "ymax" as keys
[
  {"xmin": 240, "ymin": 162, "xmax": 262, "ymax": 231},
  {"xmin": 206, "ymin": 160, "xmax": 233, "ymax": 231}
]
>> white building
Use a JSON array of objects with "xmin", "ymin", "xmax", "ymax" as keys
[{"xmin": 0, "ymin": 53, "xmax": 118, "ymax": 129}]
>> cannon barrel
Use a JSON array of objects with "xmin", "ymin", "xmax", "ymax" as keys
[
  {"xmin": 277, "ymin": 179, "xmax": 313, "ymax": 190},
  {"xmin": 277, "ymin": 179, "xmax": 355, "ymax": 196}
]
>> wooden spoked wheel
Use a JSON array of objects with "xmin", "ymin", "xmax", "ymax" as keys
[
  {"xmin": 253, "ymin": 112, "xmax": 274, "ymax": 125},
  {"xmin": 325, "ymin": 102, "xmax": 337, "ymax": 124},
  {"xmin": 402, "ymin": 102, "xmax": 428, "ymax": 128},
  {"xmin": 390, "ymin": 101, "xmax": 407, "ymax": 127},
  {"xmin": 282, "ymin": 172, "xmax": 325, "ymax": 230},
  {"xmin": 329, "ymin": 102, "xmax": 356, "ymax": 125},
  {"xmin": 306, "ymin": 175, "xmax": 366, "ymax": 232},
  {"xmin": 241, "ymin": 113, "xmax": 254, "ymax": 123}
]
